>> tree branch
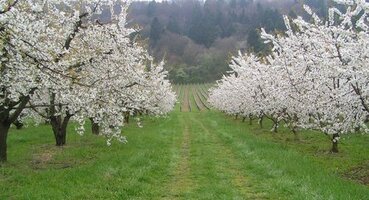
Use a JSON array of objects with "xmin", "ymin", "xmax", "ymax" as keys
[
  {"xmin": 8, "ymin": 88, "xmax": 36, "ymax": 123},
  {"xmin": 351, "ymin": 83, "xmax": 369, "ymax": 113}
]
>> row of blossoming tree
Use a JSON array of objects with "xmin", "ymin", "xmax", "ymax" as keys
[
  {"xmin": 0, "ymin": 0, "xmax": 176, "ymax": 162},
  {"xmin": 209, "ymin": 0, "xmax": 369, "ymax": 153}
]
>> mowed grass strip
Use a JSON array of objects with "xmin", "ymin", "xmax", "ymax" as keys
[
  {"xmin": 189, "ymin": 88, "xmax": 202, "ymax": 112},
  {"xmin": 188, "ymin": 86, "xmax": 199, "ymax": 112},
  {"xmin": 176, "ymin": 84, "xmax": 184, "ymax": 112},
  {"xmin": 163, "ymin": 113, "xmax": 195, "ymax": 199},
  {"xmin": 181, "ymin": 85, "xmax": 191, "ymax": 112},
  {"xmin": 194, "ymin": 86, "xmax": 211, "ymax": 110},
  {"xmin": 199, "ymin": 83, "xmax": 211, "ymax": 97},
  {"xmin": 192, "ymin": 87, "xmax": 209, "ymax": 111},
  {"xmin": 176, "ymin": 84, "xmax": 211, "ymax": 112},
  {"xmin": 197, "ymin": 87, "xmax": 211, "ymax": 110},
  {"xmin": 186, "ymin": 112, "xmax": 265, "ymax": 199}
]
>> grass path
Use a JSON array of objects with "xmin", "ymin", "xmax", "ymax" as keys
[
  {"xmin": 186, "ymin": 112, "xmax": 263, "ymax": 199},
  {"xmin": 165, "ymin": 118, "xmax": 193, "ymax": 199},
  {"xmin": 181, "ymin": 85, "xmax": 190, "ymax": 112},
  {"xmin": 165, "ymin": 110, "xmax": 369, "ymax": 199},
  {"xmin": 2, "ymin": 98, "xmax": 369, "ymax": 198}
]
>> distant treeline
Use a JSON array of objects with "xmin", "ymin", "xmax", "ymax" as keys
[{"xmin": 124, "ymin": 0, "xmax": 328, "ymax": 83}]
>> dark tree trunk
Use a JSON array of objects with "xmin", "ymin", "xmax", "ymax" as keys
[
  {"xmin": 13, "ymin": 120, "xmax": 23, "ymax": 130},
  {"xmin": 124, "ymin": 112, "xmax": 130, "ymax": 124},
  {"xmin": 0, "ymin": 122, "xmax": 10, "ymax": 163},
  {"xmin": 54, "ymin": 129, "xmax": 66, "ymax": 146},
  {"xmin": 242, "ymin": 117, "xmax": 246, "ymax": 122},
  {"xmin": 248, "ymin": 114, "xmax": 253, "ymax": 125},
  {"xmin": 331, "ymin": 133, "xmax": 339, "ymax": 153},
  {"xmin": 50, "ymin": 114, "xmax": 72, "ymax": 146},
  {"xmin": 258, "ymin": 116, "xmax": 264, "ymax": 128},
  {"xmin": 0, "ymin": 94, "xmax": 32, "ymax": 162},
  {"xmin": 90, "ymin": 118, "xmax": 100, "ymax": 135}
]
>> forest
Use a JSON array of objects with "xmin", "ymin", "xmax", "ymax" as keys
[{"xmin": 124, "ymin": 0, "xmax": 328, "ymax": 83}]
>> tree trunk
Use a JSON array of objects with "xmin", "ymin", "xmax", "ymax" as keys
[
  {"xmin": 271, "ymin": 121, "xmax": 278, "ymax": 133},
  {"xmin": 124, "ymin": 112, "xmax": 130, "ymax": 124},
  {"xmin": 0, "ymin": 122, "xmax": 10, "ymax": 163},
  {"xmin": 0, "ymin": 89, "xmax": 34, "ymax": 162},
  {"xmin": 331, "ymin": 133, "xmax": 339, "ymax": 153},
  {"xmin": 54, "ymin": 128, "xmax": 66, "ymax": 146},
  {"xmin": 90, "ymin": 118, "xmax": 100, "ymax": 135},
  {"xmin": 242, "ymin": 117, "xmax": 246, "ymax": 122},
  {"xmin": 51, "ymin": 120, "xmax": 67, "ymax": 146},
  {"xmin": 50, "ymin": 114, "xmax": 72, "ymax": 146},
  {"xmin": 13, "ymin": 119, "xmax": 23, "ymax": 130},
  {"xmin": 258, "ymin": 116, "xmax": 264, "ymax": 128}
]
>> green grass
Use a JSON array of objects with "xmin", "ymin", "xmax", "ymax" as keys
[
  {"xmin": 188, "ymin": 88, "xmax": 200, "ymax": 112},
  {"xmin": 177, "ymin": 84, "xmax": 211, "ymax": 112},
  {"xmin": 1, "ymin": 106, "xmax": 369, "ymax": 199},
  {"xmin": 243, "ymin": 117, "xmax": 369, "ymax": 175},
  {"xmin": 1, "ymin": 113, "xmax": 183, "ymax": 199}
]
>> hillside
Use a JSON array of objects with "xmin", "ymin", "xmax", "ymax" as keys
[{"xmin": 125, "ymin": 0, "xmax": 328, "ymax": 83}]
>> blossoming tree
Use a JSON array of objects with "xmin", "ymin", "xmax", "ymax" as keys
[
  {"xmin": 0, "ymin": 0, "xmax": 175, "ymax": 162},
  {"xmin": 209, "ymin": 0, "xmax": 369, "ymax": 152}
]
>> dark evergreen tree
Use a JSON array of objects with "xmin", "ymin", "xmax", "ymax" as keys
[
  {"xmin": 247, "ymin": 29, "xmax": 268, "ymax": 55},
  {"xmin": 150, "ymin": 17, "xmax": 163, "ymax": 46},
  {"xmin": 261, "ymin": 8, "xmax": 286, "ymax": 32},
  {"xmin": 167, "ymin": 17, "xmax": 181, "ymax": 34},
  {"xmin": 147, "ymin": 0, "xmax": 157, "ymax": 17},
  {"xmin": 188, "ymin": 2, "xmax": 220, "ymax": 47}
]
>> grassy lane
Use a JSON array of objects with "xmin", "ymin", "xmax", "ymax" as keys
[
  {"xmin": 1, "ymin": 105, "xmax": 369, "ymax": 199},
  {"xmin": 164, "ymin": 114, "xmax": 194, "ymax": 199},
  {"xmin": 188, "ymin": 88, "xmax": 200, "ymax": 112},
  {"xmin": 181, "ymin": 85, "xmax": 191, "ymax": 112},
  {"xmin": 186, "ymin": 112, "xmax": 264, "ymax": 199}
]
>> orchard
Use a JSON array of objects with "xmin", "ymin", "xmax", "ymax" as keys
[
  {"xmin": 1, "ymin": 0, "xmax": 369, "ymax": 199},
  {"xmin": 209, "ymin": 0, "xmax": 369, "ymax": 152}
]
